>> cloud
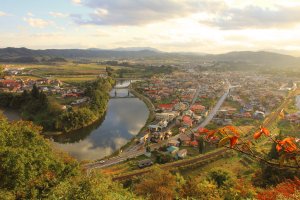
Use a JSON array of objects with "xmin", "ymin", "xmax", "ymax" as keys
[
  {"xmin": 49, "ymin": 11, "xmax": 68, "ymax": 18},
  {"xmin": 72, "ymin": 0, "xmax": 82, "ymax": 4},
  {"xmin": 23, "ymin": 17, "xmax": 53, "ymax": 28},
  {"xmin": 27, "ymin": 12, "xmax": 34, "ymax": 17},
  {"xmin": 71, "ymin": 0, "xmax": 212, "ymax": 25},
  {"xmin": 0, "ymin": 11, "xmax": 9, "ymax": 17},
  {"xmin": 200, "ymin": 5, "xmax": 300, "ymax": 29}
]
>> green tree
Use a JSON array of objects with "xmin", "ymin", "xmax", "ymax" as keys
[
  {"xmin": 207, "ymin": 168, "xmax": 234, "ymax": 188},
  {"xmin": 0, "ymin": 114, "xmax": 138, "ymax": 199},
  {"xmin": 48, "ymin": 173, "xmax": 138, "ymax": 200},
  {"xmin": 0, "ymin": 115, "xmax": 79, "ymax": 199},
  {"xmin": 198, "ymin": 137, "xmax": 205, "ymax": 154},
  {"xmin": 181, "ymin": 178, "xmax": 221, "ymax": 199},
  {"xmin": 31, "ymin": 84, "xmax": 39, "ymax": 99},
  {"xmin": 0, "ymin": 65, "xmax": 4, "ymax": 78}
]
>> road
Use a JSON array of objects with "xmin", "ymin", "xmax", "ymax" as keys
[
  {"xmin": 190, "ymin": 83, "xmax": 201, "ymax": 107},
  {"xmin": 193, "ymin": 87, "xmax": 230, "ymax": 131},
  {"xmin": 85, "ymin": 82, "xmax": 232, "ymax": 170}
]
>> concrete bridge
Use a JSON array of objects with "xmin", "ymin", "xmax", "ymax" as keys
[
  {"xmin": 110, "ymin": 96, "xmax": 136, "ymax": 99},
  {"xmin": 110, "ymin": 89, "xmax": 135, "ymax": 99},
  {"xmin": 114, "ymin": 78, "xmax": 146, "ymax": 81}
]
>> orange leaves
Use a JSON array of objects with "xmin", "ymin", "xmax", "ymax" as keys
[
  {"xmin": 276, "ymin": 137, "xmax": 298, "ymax": 153},
  {"xmin": 206, "ymin": 130, "xmax": 217, "ymax": 140},
  {"xmin": 253, "ymin": 127, "xmax": 270, "ymax": 140},
  {"xmin": 230, "ymin": 136, "xmax": 238, "ymax": 147},
  {"xmin": 225, "ymin": 126, "xmax": 240, "ymax": 137},
  {"xmin": 218, "ymin": 136, "xmax": 239, "ymax": 148},
  {"xmin": 216, "ymin": 126, "xmax": 240, "ymax": 148},
  {"xmin": 261, "ymin": 127, "xmax": 270, "ymax": 136},
  {"xmin": 254, "ymin": 131, "xmax": 262, "ymax": 140}
]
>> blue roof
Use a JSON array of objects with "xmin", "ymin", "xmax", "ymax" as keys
[{"xmin": 167, "ymin": 146, "xmax": 179, "ymax": 153}]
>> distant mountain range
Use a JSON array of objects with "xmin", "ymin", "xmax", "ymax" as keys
[{"xmin": 0, "ymin": 47, "xmax": 299, "ymax": 67}]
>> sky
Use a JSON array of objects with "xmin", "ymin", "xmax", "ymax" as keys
[{"xmin": 1, "ymin": 0, "xmax": 300, "ymax": 55}]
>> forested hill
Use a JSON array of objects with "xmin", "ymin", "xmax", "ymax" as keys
[
  {"xmin": 0, "ymin": 47, "xmax": 162, "ymax": 61},
  {"xmin": 1, "ymin": 47, "xmax": 300, "ymax": 67}
]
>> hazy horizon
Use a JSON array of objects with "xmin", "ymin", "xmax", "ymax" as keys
[{"xmin": 1, "ymin": 0, "xmax": 300, "ymax": 56}]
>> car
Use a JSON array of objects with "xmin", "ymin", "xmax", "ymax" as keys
[
  {"xmin": 99, "ymin": 160, "xmax": 105, "ymax": 164},
  {"xmin": 138, "ymin": 159, "xmax": 153, "ymax": 169}
]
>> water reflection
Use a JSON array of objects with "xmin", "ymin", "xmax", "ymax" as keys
[
  {"xmin": 0, "ymin": 109, "xmax": 21, "ymax": 121},
  {"xmin": 52, "ymin": 80, "xmax": 149, "ymax": 161}
]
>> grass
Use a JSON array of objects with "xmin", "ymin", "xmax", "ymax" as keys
[
  {"xmin": 179, "ymin": 151, "xmax": 255, "ymax": 181},
  {"xmin": 10, "ymin": 75, "xmax": 40, "ymax": 80},
  {"xmin": 4, "ymin": 62, "xmax": 122, "ymax": 76},
  {"xmin": 52, "ymin": 75, "xmax": 97, "ymax": 83}
]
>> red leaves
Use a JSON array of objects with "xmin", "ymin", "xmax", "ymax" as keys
[
  {"xmin": 276, "ymin": 137, "xmax": 298, "ymax": 153},
  {"xmin": 257, "ymin": 178, "xmax": 300, "ymax": 200},
  {"xmin": 230, "ymin": 136, "xmax": 238, "ymax": 147},
  {"xmin": 253, "ymin": 127, "xmax": 270, "ymax": 140}
]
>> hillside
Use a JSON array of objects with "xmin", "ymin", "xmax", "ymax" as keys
[
  {"xmin": 205, "ymin": 51, "xmax": 300, "ymax": 66},
  {"xmin": 0, "ymin": 47, "xmax": 300, "ymax": 67}
]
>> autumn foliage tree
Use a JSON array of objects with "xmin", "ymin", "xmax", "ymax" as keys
[
  {"xmin": 134, "ymin": 166, "xmax": 180, "ymax": 200},
  {"xmin": 257, "ymin": 178, "xmax": 300, "ymax": 200},
  {"xmin": 204, "ymin": 125, "xmax": 300, "ymax": 169}
]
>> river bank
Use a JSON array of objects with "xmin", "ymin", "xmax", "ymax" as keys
[
  {"xmin": 51, "ymin": 79, "xmax": 149, "ymax": 161},
  {"xmin": 110, "ymin": 83, "xmax": 155, "ymax": 156}
]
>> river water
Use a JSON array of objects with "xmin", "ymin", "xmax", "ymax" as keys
[
  {"xmin": 51, "ymin": 80, "xmax": 149, "ymax": 161},
  {"xmin": 0, "ymin": 109, "xmax": 21, "ymax": 121}
]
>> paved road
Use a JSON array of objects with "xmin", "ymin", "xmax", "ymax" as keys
[
  {"xmin": 190, "ymin": 83, "xmax": 201, "ymax": 107},
  {"xmin": 193, "ymin": 87, "xmax": 230, "ymax": 131}
]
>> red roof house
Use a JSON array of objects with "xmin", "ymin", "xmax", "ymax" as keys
[
  {"xmin": 182, "ymin": 115, "xmax": 193, "ymax": 127},
  {"xmin": 191, "ymin": 104, "xmax": 205, "ymax": 113},
  {"xmin": 158, "ymin": 104, "xmax": 174, "ymax": 111}
]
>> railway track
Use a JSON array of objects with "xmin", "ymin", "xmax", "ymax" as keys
[{"xmin": 112, "ymin": 148, "xmax": 228, "ymax": 181}]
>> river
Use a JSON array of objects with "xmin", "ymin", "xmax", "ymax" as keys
[
  {"xmin": 51, "ymin": 80, "xmax": 149, "ymax": 161},
  {"xmin": 0, "ymin": 108, "xmax": 21, "ymax": 121}
]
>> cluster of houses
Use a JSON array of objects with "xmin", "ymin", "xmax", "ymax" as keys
[
  {"xmin": 2, "ymin": 66, "xmax": 26, "ymax": 75},
  {"xmin": 136, "ymin": 73, "xmax": 224, "ymax": 149},
  {"xmin": 0, "ymin": 72, "xmax": 88, "ymax": 108},
  {"xmin": 139, "ymin": 72, "xmax": 224, "ymax": 107},
  {"xmin": 285, "ymin": 113, "xmax": 300, "ymax": 124},
  {"xmin": 211, "ymin": 73, "xmax": 287, "ymax": 124}
]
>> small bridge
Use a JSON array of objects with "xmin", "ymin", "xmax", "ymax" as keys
[
  {"xmin": 110, "ymin": 96, "xmax": 136, "ymax": 99},
  {"xmin": 114, "ymin": 78, "xmax": 146, "ymax": 81},
  {"xmin": 110, "ymin": 90, "xmax": 135, "ymax": 99},
  {"xmin": 114, "ymin": 86, "xmax": 130, "ymax": 89}
]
